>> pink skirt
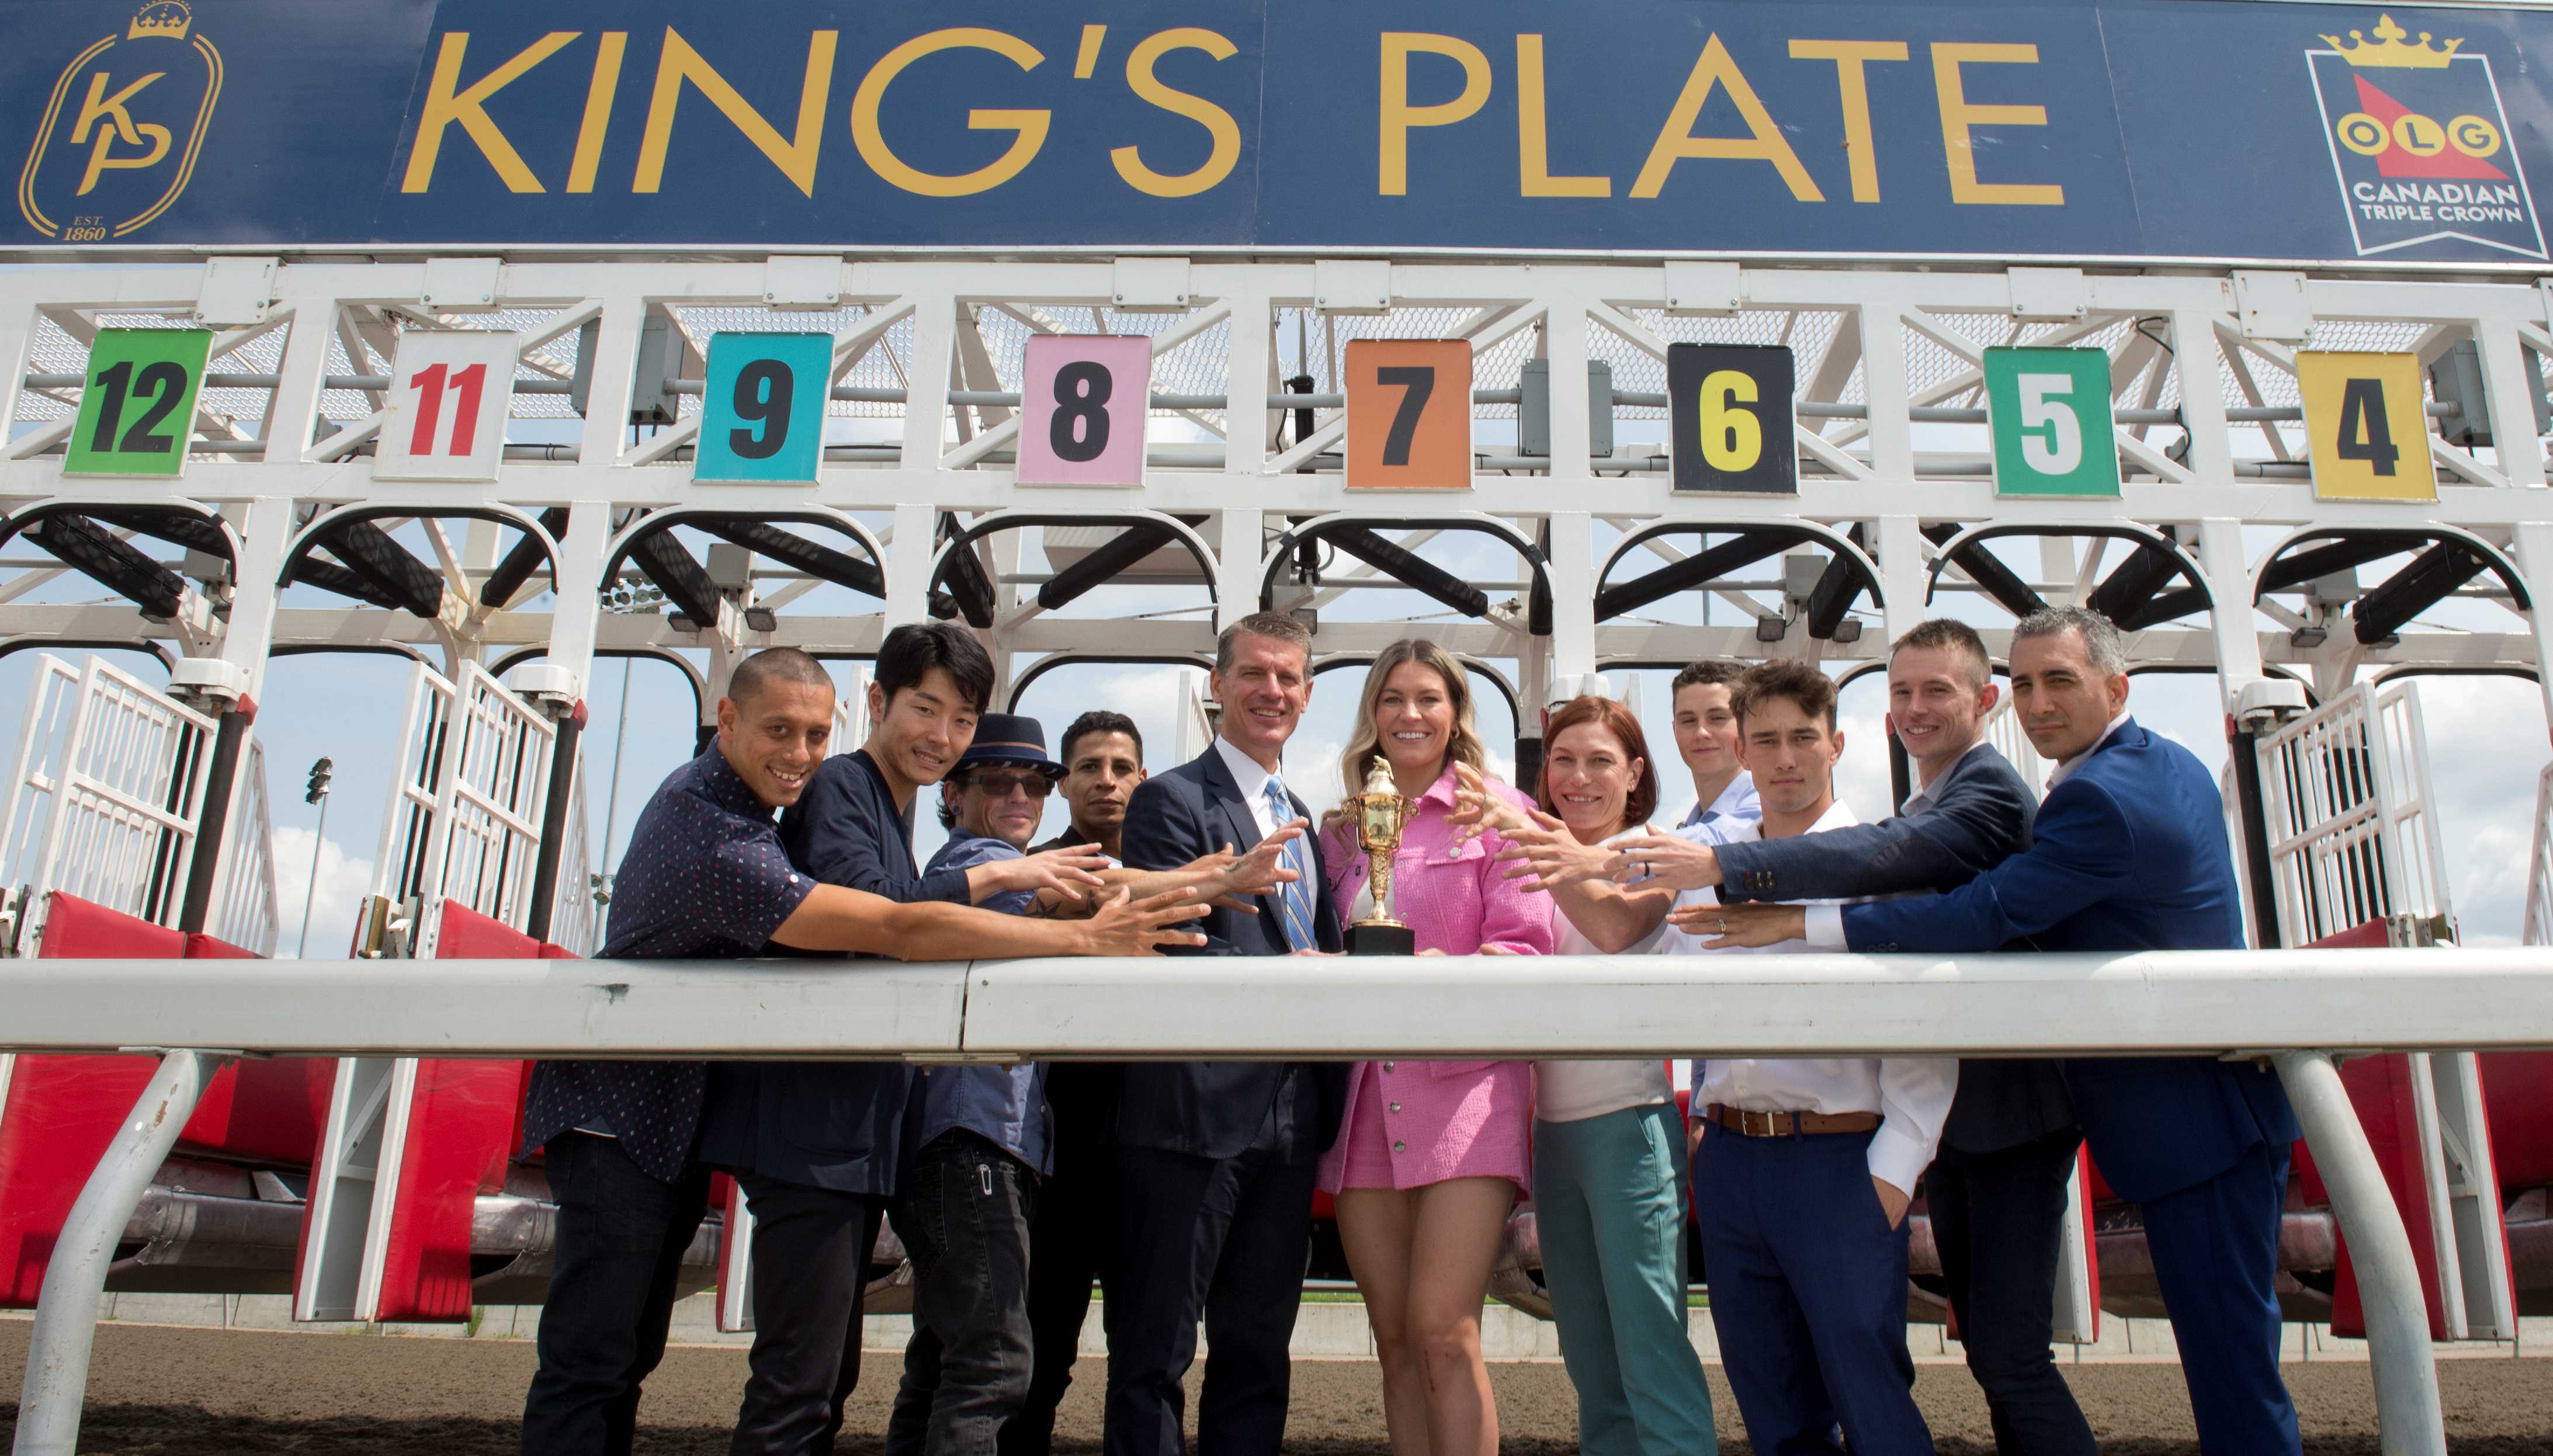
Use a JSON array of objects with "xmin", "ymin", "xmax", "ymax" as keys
[{"xmin": 1320, "ymin": 1059, "xmax": 1532, "ymax": 1196}]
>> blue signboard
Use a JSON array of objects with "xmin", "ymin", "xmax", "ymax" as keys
[
  {"xmin": 8, "ymin": 0, "xmax": 2553, "ymax": 265},
  {"xmin": 693, "ymin": 332, "xmax": 831, "ymax": 484}
]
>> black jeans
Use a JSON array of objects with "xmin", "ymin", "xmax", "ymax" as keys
[
  {"xmin": 1003, "ymin": 1065, "xmax": 1121, "ymax": 1456},
  {"xmin": 729, "ymin": 1173, "xmax": 883, "ymax": 1456},
  {"xmin": 887, "ymin": 1131, "xmax": 1040, "ymax": 1456},
  {"xmin": 1928, "ymin": 1128, "xmax": 2100, "ymax": 1456},
  {"xmin": 521, "ymin": 1133, "xmax": 710, "ymax": 1456}
]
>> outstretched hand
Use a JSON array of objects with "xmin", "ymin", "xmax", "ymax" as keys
[
  {"xmin": 1663, "ymin": 900, "xmax": 1806, "ymax": 948},
  {"xmin": 1003, "ymin": 845, "xmax": 1113, "ymax": 902},
  {"xmin": 1197, "ymin": 823, "xmax": 1307, "ymax": 911},
  {"xmin": 1601, "ymin": 831, "xmax": 1723, "ymax": 892},
  {"xmin": 1445, "ymin": 762, "xmax": 1531, "ymax": 849},
  {"xmin": 1084, "ymin": 887, "xmax": 1210, "ymax": 956},
  {"xmin": 1491, "ymin": 809, "xmax": 1614, "ymax": 892}
]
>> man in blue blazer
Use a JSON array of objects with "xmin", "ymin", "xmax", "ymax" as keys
[
  {"xmin": 1704, "ymin": 606, "xmax": 2302, "ymax": 1456},
  {"xmin": 1626, "ymin": 618, "xmax": 2092, "ymax": 1454},
  {"xmin": 1108, "ymin": 611, "xmax": 1340, "ymax": 1456}
]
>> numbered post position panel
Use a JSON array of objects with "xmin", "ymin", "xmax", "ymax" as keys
[
  {"xmin": 2296, "ymin": 351, "xmax": 2438, "ymax": 502},
  {"xmin": 1983, "ymin": 347, "xmax": 2120, "ymax": 498},
  {"xmin": 1017, "ymin": 334, "xmax": 1152, "ymax": 487},
  {"xmin": 1667, "ymin": 343, "xmax": 1795, "ymax": 494},
  {"xmin": 696, "ymin": 332, "xmax": 832, "ymax": 484},
  {"xmin": 1345, "ymin": 339, "xmax": 1472, "ymax": 490},
  {"xmin": 67, "ymin": 328, "xmax": 211, "ymax": 478},
  {"xmin": 374, "ymin": 331, "xmax": 521, "ymax": 484}
]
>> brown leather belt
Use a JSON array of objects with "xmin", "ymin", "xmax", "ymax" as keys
[{"xmin": 1706, "ymin": 1104, "xmax": 1882, "ymax": 1138}]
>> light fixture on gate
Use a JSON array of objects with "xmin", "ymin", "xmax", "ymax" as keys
[{"xmin": 743, "ymin": 605, "xmax": 778, "ymax": 633}]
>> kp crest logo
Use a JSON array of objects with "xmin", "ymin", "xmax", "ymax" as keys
[
  {"xmin": 16, "ymin": 2, "xmax": 221, "ymax": 242},
  {"xmin": 2309, "ymin": 13, "xmax": 2545, "ymax": 259}
]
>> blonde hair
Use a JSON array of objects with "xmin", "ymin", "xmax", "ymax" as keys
[{"xmin": 1339, "ymin": 638, "xmax": 1490, "ymax": 799}]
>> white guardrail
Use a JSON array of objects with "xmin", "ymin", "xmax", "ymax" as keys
[{"xmin": 8, "ymin": 947, "xmax": 2553, "ymax": 1456}]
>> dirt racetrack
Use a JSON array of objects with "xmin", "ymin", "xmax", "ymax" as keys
[{"xmin": 6, "ymin": 1320, "xmax": 2553, "ymax": 1454}]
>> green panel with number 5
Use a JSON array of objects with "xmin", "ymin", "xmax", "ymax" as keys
[
  {"xmin": 1983, "ymin": 347, "xmax": 2118, "ymax": 498},
  {"xmin": 67, "ymin": 328, "xmax": 212, "ymax": 478}
]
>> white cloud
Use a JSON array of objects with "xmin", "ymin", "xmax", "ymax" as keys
[{"xmin": 269, "ymin": 823, "xmax": 377, "ymax": 959}]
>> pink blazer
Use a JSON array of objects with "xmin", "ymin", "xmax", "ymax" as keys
[{"xmin": 1316, "ymin": 767, "xmax": 1553, "ymax": 1193}]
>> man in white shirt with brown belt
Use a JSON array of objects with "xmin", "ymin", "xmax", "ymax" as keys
[{"xmin": 1657, "ymin": 659, "xmax": 1955, "ymax": 1456}]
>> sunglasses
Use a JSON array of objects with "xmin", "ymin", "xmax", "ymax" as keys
[{"xmin": 963, "ymin": 770, "xmax": 1053, "ymax": 800}]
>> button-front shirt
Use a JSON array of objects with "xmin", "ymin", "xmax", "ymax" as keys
[
  {"xmin": 519, "ymin": 745, "xmax": 815, "ymax": 1183},
  {"xmin": 912, "ymin": 833, "xmax": 1053, "ymax": 1174},
  {"xmin": 1659, "ymin": 800, "xmax": 1957, "ymax": 1195},
  {"xmin": 1213, "ymin": 735, "xmax": 1287, "ymax": 841},
  {"xmin": 1677, "ymin": 770, "xmax": 1760, "ymax": 834}
]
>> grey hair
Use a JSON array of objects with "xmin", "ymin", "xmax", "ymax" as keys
[{"xmin": 2013, "ymin": 606, "xmax": 2127, "ymax": 676}]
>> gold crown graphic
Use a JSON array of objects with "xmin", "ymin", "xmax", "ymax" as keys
[
  {"xmin": 126, "ymin": 1, "xmax": 192, "ymax": 40},
  {"xmin": 2321, "ymin": 13, "xmax": 2461, "ymax": 68}
]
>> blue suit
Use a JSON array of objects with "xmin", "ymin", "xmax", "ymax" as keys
[{"xmin": 1843, "ymin": 719, "xmax": 2301, "ymax": 1455}]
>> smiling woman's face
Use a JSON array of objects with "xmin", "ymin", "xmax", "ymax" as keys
[
  {"xmin": 1544, "ymin": 720, "xmax": 1641, "ymax": 838},
  {"xmin": 1373, "ymin": 659, "xmax": 1455, "ymax": 781}
]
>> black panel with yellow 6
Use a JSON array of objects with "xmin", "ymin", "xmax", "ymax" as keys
[
  {"xmin": 1668, "ymin": 343, "xmax": 1795, "ymax": 495},
  {"xmin": 2296, "ymin": 350, "xmax": 2436, "ymax": 502}
]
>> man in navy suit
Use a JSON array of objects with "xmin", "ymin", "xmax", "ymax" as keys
[
  {"xmin": 1705, "ymin": 607, "xmax": 2301, "ymax": 1456},
  {"xmin": 1108, "ymin": 610, "xmax": 1337, "ymax": 1456},
  {"xmin": 1625, "ymin": 617, "xmax": 2091, "ymax": 1454}
]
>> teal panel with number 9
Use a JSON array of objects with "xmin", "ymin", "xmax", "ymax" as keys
[
  {"xmin": 66, "ymin": 328, "xmax": 212, "ymax": 478},
  {"xmin": 695, "ymin": 332, "xmax": 832, "ymax": 484},
  {"xmin": 1983, "ymin": 346, "xmax": 2118, "ymax": 498}
]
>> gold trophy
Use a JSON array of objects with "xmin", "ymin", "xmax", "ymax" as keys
[{"xmin": 1341, "ymin": 757, "xmax": 1417, "ymax": 955}]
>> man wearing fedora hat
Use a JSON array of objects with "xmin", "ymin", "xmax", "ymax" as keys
[{"xmin": 886, "ymin": 711, "xmax": 1074, "ymax": 1456}]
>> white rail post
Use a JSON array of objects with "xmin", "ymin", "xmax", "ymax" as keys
[
  {"xmin": 12, "ymin": 1048, "xmax": 233, "ymax": 1456},
  {"xmin": 2274, "ymin": 1050, "xmax": 2445, "ymax": 1456}
]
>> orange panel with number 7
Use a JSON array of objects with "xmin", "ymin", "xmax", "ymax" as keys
[{"xmin": 1346, "ymin": 339, "xmax": 1472, "ymax": 490}]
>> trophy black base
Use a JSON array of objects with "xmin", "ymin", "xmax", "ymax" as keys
[{"xmin": 1347, "ymin": 920, "xmax": 1416, "ymax": 956}]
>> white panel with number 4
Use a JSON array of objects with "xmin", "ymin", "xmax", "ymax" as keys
[{"xmin": 374, "ymin": 331, "xmax": 521, "ymax": 483}]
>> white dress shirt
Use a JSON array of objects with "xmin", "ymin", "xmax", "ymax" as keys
[
  {"xmin": 1213, "ymin": 735, "xmax": 1288, "ymax": 840},
  {"xmin": 1800, "ymin": 737, "xmax": 1994, "ymax": 950},
  {"xmin": 1657, "ymin": 800, "xmax": 1958, "ymax": 1194}
]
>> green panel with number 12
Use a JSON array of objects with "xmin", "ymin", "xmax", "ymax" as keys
[
  {"xmin": 1983, "ymin": 346, "xmax": 2118, "ymax": 498},
  {"xmin": 67, "ymin": 328, "xmax": 212, "ymax": 478}
]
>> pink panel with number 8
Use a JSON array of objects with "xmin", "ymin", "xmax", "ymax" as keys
[{"xmin": 1017, "ymin": 335, "xmax": 1150, "ymax": 487}]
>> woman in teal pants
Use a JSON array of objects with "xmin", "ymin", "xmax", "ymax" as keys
[{"xmin": 1458, "ymin": 694, "xmax": 1718, "ymax": 1455}]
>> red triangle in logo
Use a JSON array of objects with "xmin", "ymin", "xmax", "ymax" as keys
[{"xmin": 2354, "ymin": 75, "xmax": 2509, "ymax": 180}]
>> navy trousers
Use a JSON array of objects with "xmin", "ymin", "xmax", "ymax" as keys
[
  {"xmin": 1692, "ymin": 1125, "xmax": 1934, "ymax": 1456},
  {"xmin": 2139, "ymin": 1139, "xmax": 2302, "ymax": 1455}
]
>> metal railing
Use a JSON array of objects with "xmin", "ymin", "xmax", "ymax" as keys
[
  {"xmin": 0, "ymin": 655, "xmax": 214, "ymax": 948},
  {"xmin": 6, "ymin": 947, "xmax": 2545, "ymax": 1456},
  {"xmin": 210, "ymin": 738, "xmax": 281, "ymax": 957},
  {"xmin": 2527, "ymin": 763, "xmax": 2553, "ymax": 949},
  {"xmin": 372, "ymin": 662, "xmax": 557, "ymax": 937},
  {"xmin": 2257, "ymin": 682, "xmax": 2454, "ymax": 946}
]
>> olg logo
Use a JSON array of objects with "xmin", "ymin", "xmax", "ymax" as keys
[
  {"xmin": 2308, "ymin": 13, "xmax": 2545, "ymax": 259},
  {"xmin": 16, "ymin": 2, "xmax": 221, "ymax": 242}
]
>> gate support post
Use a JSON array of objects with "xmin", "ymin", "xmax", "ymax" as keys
[
  {"xmin": 12, "ymin": 1048, "xmax": 232, "ymax": 1456},
  {"xmin": 2274, "ymin": 1049, "xmax": 2446, "ymax": 1456}
]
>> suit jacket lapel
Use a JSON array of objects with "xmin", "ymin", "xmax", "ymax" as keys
[{"xmin": 1199, "ymin": 746, "xmax": 1266, "ymax": 855}]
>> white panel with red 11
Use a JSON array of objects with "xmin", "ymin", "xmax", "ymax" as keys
[{"xmin": 373, "ymin": 330, "xmax": 521, "ymax": 483}]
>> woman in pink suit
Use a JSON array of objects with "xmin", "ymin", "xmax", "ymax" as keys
[{"xmin": 1319, "ymin": 637, "xmax": 1554, "ymax": 1456}]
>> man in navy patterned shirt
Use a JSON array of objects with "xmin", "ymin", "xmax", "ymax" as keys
[{"xmin": 518, "ymin": 648, "xmax": 1208, "ymax": 1456}]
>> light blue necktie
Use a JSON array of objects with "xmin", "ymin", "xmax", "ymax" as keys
[{"xmin": 1264, "ymin": 776, "xmax": 1317, "ymax": 951}]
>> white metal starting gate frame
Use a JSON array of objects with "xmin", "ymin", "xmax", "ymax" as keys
[
  {"xmin": 2252, "ymin": 681, "xmax": 2518, "ymax": 1342},
  {"xmin": 10, "ymin": 252, "xmax": 2553, "ymax": 1456}
]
